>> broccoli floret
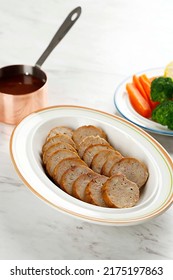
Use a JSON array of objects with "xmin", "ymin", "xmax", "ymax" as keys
[
  {"xmin": 152, "ymin": 100, "xmax": 173, "ymax": 129},
  {"xmin": 151, "ymin": 77, "xmax": 173, "ymax": 103}
]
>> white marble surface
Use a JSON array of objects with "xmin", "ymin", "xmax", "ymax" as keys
[{"xmin": 0, "ymin": 0, "xmax": 173, "ymax": 260}]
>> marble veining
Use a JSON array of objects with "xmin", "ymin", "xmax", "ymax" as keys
[{"xmin": 0, "ymin": 0, "xmax": 173, "ymax": 260}]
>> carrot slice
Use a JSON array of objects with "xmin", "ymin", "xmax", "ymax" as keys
[
  {"xmin": 139, "ymin": 74, "xmax": 159, "ymax": 109},
  {"xmin": 139, "ymin": 74, "xmax": 151, "ymax": 98},
  {"xmin": 133, "ymin": 75, "xmax": 150, "ymax": 103},
  {"xmin": 126, "ymin": 83, "xmax": 152, "ymax": 118}
]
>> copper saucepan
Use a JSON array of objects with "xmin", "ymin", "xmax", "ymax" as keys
[{"xmin": 0, "ymin": 6, "xmax": 81, "ymax": 125}]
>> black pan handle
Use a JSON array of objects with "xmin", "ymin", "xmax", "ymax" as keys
[{"xmin": 35, "ymin": 7, "xmax": 82, "ymax": 68}]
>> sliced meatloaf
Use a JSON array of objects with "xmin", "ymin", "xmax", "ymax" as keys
[
  {"xmin": 53, "ymin": 158, "xmax": 87, "ymax": 185},
  {"xmin": 91, "ymin": 150, "xmax": 114, "ymax": 174},
  {"xmin": 85, "ymin": 175, "xmax": 108, "ymax": 207},
  {"xmin": 42, "ymin": 134, "xmax": 77, "ymax": 152},
  {"xmin": 46, "ymin": 150, "xmax": 79, "ymax": 176},
  {"xmin": 83, "ymin": 144, "xmax": 112, "ymax": 167},
  {"xmin": 72, "ymin": 125, "xmax": 107, "ymax": 147},
  {"xmin": 102, "ymin": 174, "xmax": 140, "ymax": 208},
  {"xmin": 78, "ymin": 135, "xmax": 110, "ymax": 158},
  {"xmin": 109, "ymin": 157, "xmax": 148, "ymax": 188},
  {"xmin": 72, "ymin": 173, "xmax": 99, "ymax": 200},
  {"xmin": 42, "ymin": 142, "xmax": 77, "ymax": 165},
  {"xmin": 60, "ymin": 165, "xmax": 91, "ymax": 194},
  {"xmin": 46, "ymin": 126, "xmax": 73, "ymax": 140},
  {"xmin": 101, "ymin": 150, "xmax": 123, "ymax": 176}
]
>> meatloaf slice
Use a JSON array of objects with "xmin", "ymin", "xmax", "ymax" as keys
[
  {"xmin": 101, "ymin": 150, "xmax": 123, "ymax": 176},
  {"xmin": 102, "ymin": 174, "xmax": 140, "ymax": 208},
  {"xmin": 53, "ymin": 158, "xmax": 87, "ymax": 185},
  {"xmin": 83, "ymin": 144, "xmax": 112, "ymax": 167},
  {"xmin": 42, "ymin": 142, "xmax": 77, "ymax": 165},
  {"xmin": 78, "ymin": 135, "xmax": 110, "ymax": 159},
  {"xmin": 72, "ymin": 125, "xmax": 107, "ymax": 147},
  {"xmin": 46, "ymin": 150, "xmax": 79, "ymax": 176},
  {"xmin": 46, "ymin": 126, "xmax": 73, "ymax": 140},
  {"xmin": 91, "ymin": 150, "xmax": 114, "ymax": 174},
  {"xmin": 85, "ymin": 175, "xmax": 108, "ymax": 207},
  {"xmin": 60, "ymin": 165, "xmax": 91, "ymax": 194},
  {"xmin": 72, "ymin": 173, "xmax": 99, "ymax": 200},
  {"xmin": 110, "ymin": 157, "xmax": 148, "ymax": 188},
  {"xmin": 42, "ymin": 134, "xmax": 77, "ymax": 152}
]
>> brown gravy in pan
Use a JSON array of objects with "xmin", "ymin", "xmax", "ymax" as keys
[{"xmin": 0, "ymin": 74, "xmax": 44, "ymax": 95}]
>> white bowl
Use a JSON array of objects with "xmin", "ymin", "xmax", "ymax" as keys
[{"xmin": 10, "ymin": 105, "xmax": 173, "ymax": 226}]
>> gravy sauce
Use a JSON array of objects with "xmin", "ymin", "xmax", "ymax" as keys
[{"xmin": 0, "ymin": 74, "xmax": 44, "ymax": 95}]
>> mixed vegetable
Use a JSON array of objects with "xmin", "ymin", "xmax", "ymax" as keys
[{"xmin": 126, "ymin": 63, "xmax": 173, "ymax": 130}]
